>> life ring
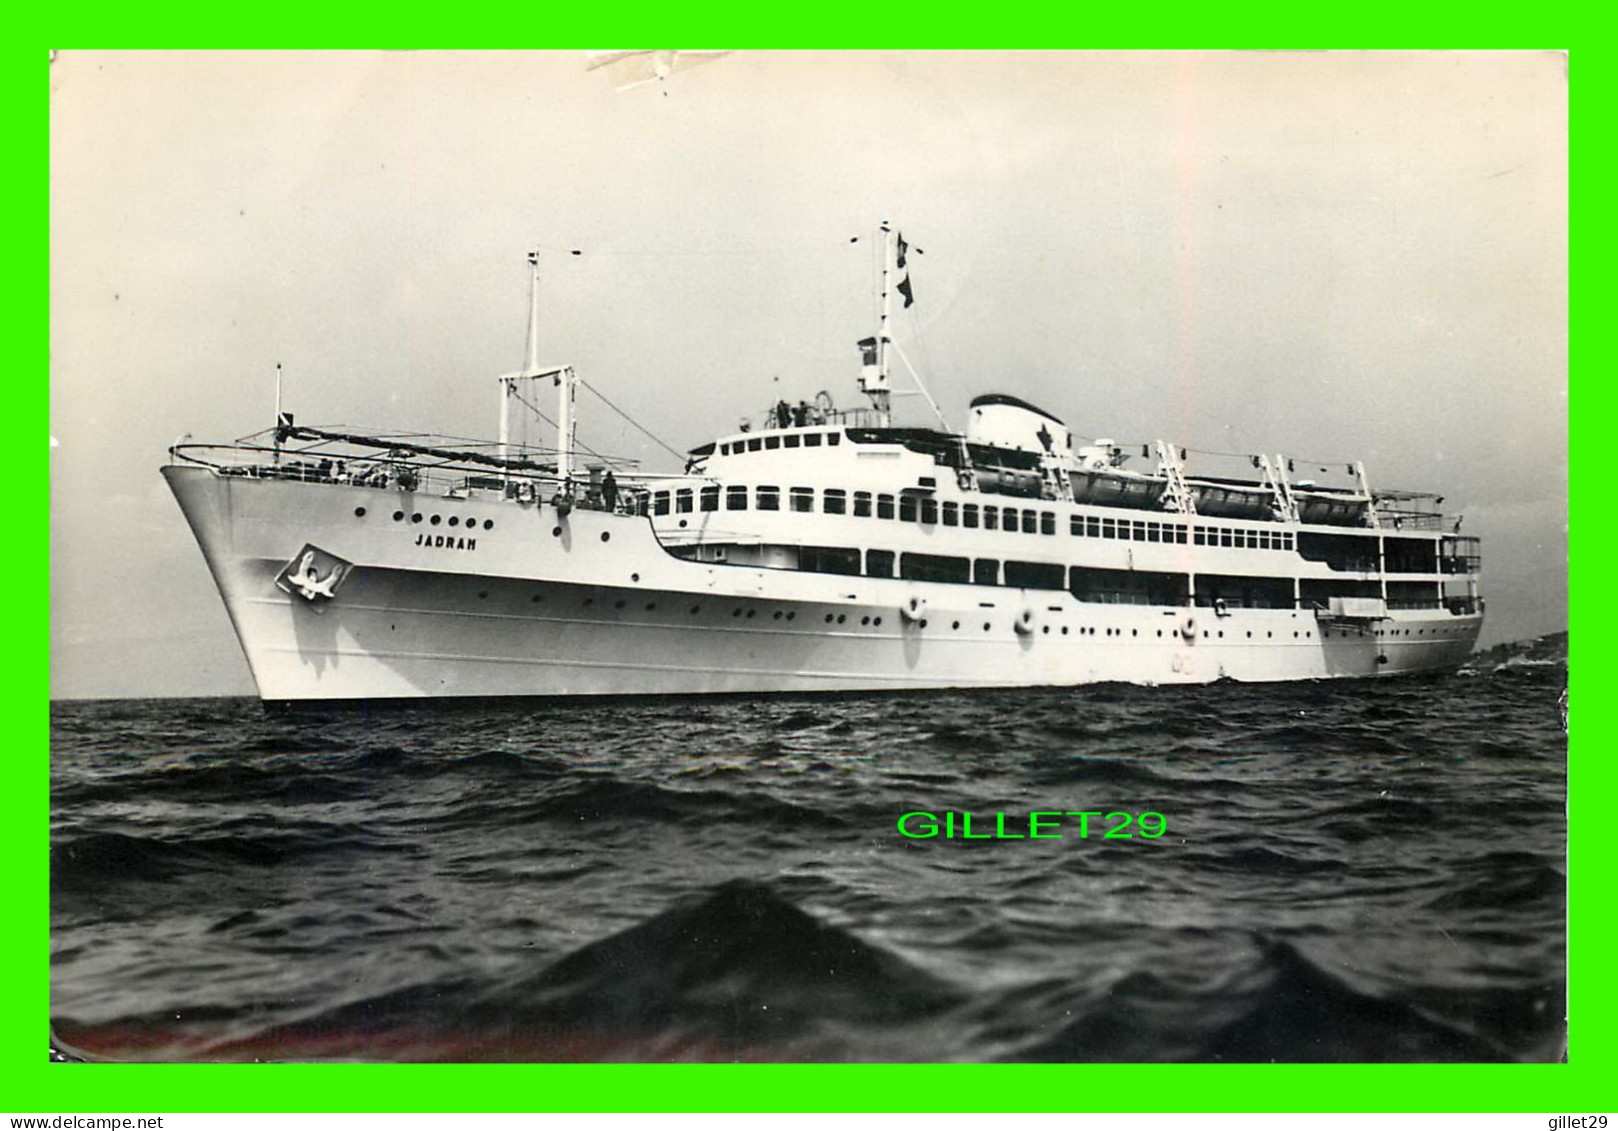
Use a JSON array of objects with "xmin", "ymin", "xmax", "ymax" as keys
[
  {"xmin": 1179, "ymin": 613, "xmax": 1196, "ymax": 641},
  {"xmin": 956, "ymin": 467, "xmax": 975, "ymax": 491},
  {"xmin": 900, "ymin": 594, "xmax": 928, "ymax": 624},
  {"xmin": 1213, "ymin": 598, "xmax": 1229, "ymax": 618},
  {"xmin": 1013, "ymin": 608, "xmax": 1036, "ymax": 635},
  {"xmin": 514, "ymin": 482, "xmax": 536, "ymax": 505}
]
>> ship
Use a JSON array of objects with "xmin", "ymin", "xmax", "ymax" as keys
[{"xmin": 164, "ymin": 229, "xmax": 1484, "ymax": 701}]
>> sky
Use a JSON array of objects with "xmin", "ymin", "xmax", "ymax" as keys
[{"xmin": 49, "ymin": 51, "xmax": 1567, "ymax": 698}]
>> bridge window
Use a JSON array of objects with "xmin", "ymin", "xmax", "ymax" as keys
[
  {"xmin": 700, "ymin": 485, "xmax": 720, "ymax": 512},
  {"xmin": 675, "ymin": 489, "xmax": 693, "ymax": 513},
  {"xmin": 973, "ymin": 558, "xmax": 999, "ymax": 585},
  {"xmin": 1147, "ymin": 522, "xmax": 1161, "ymax": 543},
  {"xmin": 823, "ymin": 489, "xmax": 847, "ymax": 515},
  {"xmin": 1101, "ymin": 518, "xmax": 1117, "ymax": 539},
  {"xmin": 1071, "ymin": 514, "xmax": 1084, "ymax": 536},
  {"xmin": 921, "ymin": 498, "xmax": 938, "ymax": 524},
  {"xmin": 1024, "ymin": 511, "xmax": 1040, "ymax": 534},
  {"xmin": 984, "ymin": 506, "xmax": 999, "ymax": 531},
  {"xmin": 726, "ymin": 486, "xmax": 748, "ymax": 511},
  {"xmin": 756, "ymin": 486, "xmax": 780, "ymax": 511},
  {"xmin": 790, "ymin": 487, "xmax": 814, "ymax": 513},
  {"xmin": 877, "ymin": 494, "xmax": 895, "ymax": 520},
  {"xmin": 1041, "ymin": 512, "xmax": 1056, "ymax": 535},
  {"xmin": 963, "ymin": 504, "xmax": 980, "ymax": 529},
  {"xmin": 899, "ymin": 496, "xmax": 918, "ymax": 522},
  {"xmin": 799, "ymin": 546, "xmax": 861, "ymax": 576},
  {"xmin": 653, "ymin": 491, "xmax": 670, "ymax": 516},
  {"xmin": 866, "ymin": 549, "xmax": 895, "ymax": 578},
  {"xmin": 853, "ymin": 491, "xmax": 872, "ymax": 517},
  {"xmin": 943, "ymin": 502, "xmax": 959, "ymax": 526}
]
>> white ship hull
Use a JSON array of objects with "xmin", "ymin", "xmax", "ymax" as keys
[{"xmin": 165, "ymin": 466, "xmax": 1482, "ymax": 702}]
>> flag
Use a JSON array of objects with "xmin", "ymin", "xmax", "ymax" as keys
[
  {"xmin": 896, "ymin": 274, "xmax": 914, "ymax": 308},
  {"xmin": 896, "ymin": 233, "xmax": 908, "ymax": 269}
]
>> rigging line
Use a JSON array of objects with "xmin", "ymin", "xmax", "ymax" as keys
[
  {"xmin": 887, "ymin": 339, "xmax": 951, "ymax": 433},
  {"xmin": 578, "ymin": 378, "xmax": 690, "ymax": 463},
  {"xmin": 506, "ymin": 387, "xmax": 614, "ymax": 466}
]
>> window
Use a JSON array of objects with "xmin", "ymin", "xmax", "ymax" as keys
[
  {"xmin": 1175, "ymin": 526, "xmax": 1188, "ymax": 544},
  {"xmin": 1132, "ymin": 521, "xmax": 1146, "ymax": 541},
  {"xmin": 799, "ymin": 546, "xmax": 860, "ymax": 575},
  {"xmin": 963, "ymin": 504, "xmax": 980, "ymax": 528},
  {"xmin": 720, "ymin": 443, "xmax": 730, "ymax": 455},
  {"xmin": 866, "ymin": 549, "xmax": 895, "ymax": 578},
  {"xmin": 1260, "ymin": 531, "xmax": 1272, "ymax": 549},
  {"xmin": 784, "ymin": 434, "xmax": 801, "ymax": 448},
  {"xmin": 1220, "ymin": 529, "xmax": 1233, "ymax": 547},
  {"xmin": 973, "ymin": 558, "xmax": 999, "ymax": 586},
  {"xmin": 823, "ymin": 489, "xmax": 847, "ymax": 515},
  {"xmin": 901, "ymin": 553, "xmax": 971, "ymax": 583},
  {"xmin": 921, "ymin": 498, "xmax": 938, "ymax": 524},
  {"xmin": 757, "ymin": 486, "xmax": 780, "ymax": 511},
  {"xmin": 943, "ymin": 502, "xmax": 959, "ymax": 526},
  {"xmin": 1246, "ymin": 530, "xmax": 1259, "ymax": 548},
  {"xmin": 1102, "ymin": 518, "xmax": 1116, "ymax": 539},
  {"xmin": 877, "ymin": 494, "xmax": 895, "ymax": 519},
  {"xmin": 1147, "ymin": 522, "xmax": 1161, "ymax": 543},
  {"xmin": 701, "ymin": 485, "xmax": 720, "ymax": 512},
  {"xmin": 1194, "ymin": 527, "xmax": 1207, "ymax": 546},
  {"xmin": 1071, "ymin": 514, "xmax": 1084, "ymax": 536},
  {"xmin": 765, "ymin": 436, "xmax": 780, "ymax": 450},
  {"xmin": 805, "ymin": 433, "xmax": 822, "ymax": 448},
  {"xmin": 726, "ymin": 486, "xmax": 748, "ymax": 510},
  {"xmin": 1040, "ymin": 512, "xmax": 1056, "ymax": 535},
  {"xmin": 1004, "ymin": 560, "xmax": 1066, "ymax": 590},
  {"xmin": 747, "ymin": 437, "xmax": 762, "ymax": 452},
  {"xmin": 675, "ymin": 489, "xmax": 693, "ymax": 513},
  {"xmin": 1005, "ymin": 510, "xmax": 1023, "ymax": 536},
  {"xmin": 653, "ymin": 491, "xmax": 671, "ymax": 516},
  {"xmin": 899, "ymin": 495, "xmax": 918, "ymax": 522},
  {"xmin": 853, "ymin": 491, "xmax": 872, "ymax": 517},
  {"xmin": 1086, "ymin": 516, "xmax": 1100, "ymax": 537},
  {"xmin": 1024, "ymin": 511, "xmax": 1039, "ymax": 534},
  {"xmin": 984, "ymin": 507, "xmax": 999, "ymax": 531},
  {"xmin": 827, "ymin": 433, "xmax": 841, "ymax": 446},
  {"xmin": 790, "ymin": 488, "xmax": 814, "ymax": 513}
]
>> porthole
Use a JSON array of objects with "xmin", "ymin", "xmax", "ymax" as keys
[
  {"xmin": 551, "ymin": 526, "xmax": 562, "ymax": 537},
  {"xmin": 431, "ymin": 515, "xmax": 442, "ymax": 526},
  {"xmin": 1246, "ymin": 631, "xmax": 1252, "ymax": 638},
  {"xmin": 918, "ymin": 618, "xmax": 927, "ymax": 628},
  {"xmin": 983, "ymin": 622, "xmax": 991, "ymax": 631},
  {"xmin": 837, "ymin": 614, "xmax": 847, "ymax": 624},
  {"xmin": 825, "ymin": 614, "xmax": 835, "ymax": 623},
  {"xmin": 463, "ymin": 516, "xmax": 474, "ymax": 527},
  {"xmin": 484, "ymin": 520, "xmax": 494, "ymax": 530},
  {"xmin": 1061, "ymin": 626, "xmax": 1068, "ymax": 635},
  {"xmin": 631, "ymin": 573, "xmax": 640, "ymax": 582},
  {"xmin": 449, "ymin": 516, "xmax": 460, "ymax": 527},
  {"xmin": 873, "ymin": 616, "xmax": 883, "ymax": 626},
  {"xmin": 601, "ymin": 532, "xmax": 611, "ymax": 543},
  {"xmin": 1131, "ymin": 629, "xmax": 1138, "ymax": 637},
  {"xmin": 1217, "ymin": 631, "xmax": 1224, "ymax": 638},
  {"xmin": 861, "ymin": 616, "xmax": 871, "ymax": 625},
  {"xmin": 733, "ymin": 609, "xmax": 743, "ymax": 617},
  {"xmin": 690, "ymin": 606, "xmax": 701, "ymax": 615},
  {"xmin": 354, "ymin": 507, "xmax": 366, "ymax": 518},
  {"xmin": 1042, "ymin": 626, "xmax": 1050, "ymax": 635},
  {"xmin": 532, "ymin": 594, "xmax": 544, "ymax": 603},
  {"xmin": 645, "ymin": 603, "xmax": 656, "ymax": 611},
  {"xmin": 773, "ymin": 611, "xmax": 783, "ymax": 620},
  {"xmin": 412, "ymin": 513, "xmax": 423, "ymax": 524},
  {"xmin": 745, "ymin": 609, "xmax": 756, "ymax": 618},
  {"xmin": 952, "ymin": 620, "xmax": 961, "ymax": 630},
  {"xmin": 392, "ymin": 511, "xmax": 404, "ymax": 522},
  {"xmin": 583, "ymin": 597, "xmax": 594, "ymax": 607},
  {"xmin": 786, "ymin": 612, "xmax": 796, "ymax": 621},
  {"xmin": 477, "ymin": 591, "xmax": 488, "ymax": 599},
  {"xmin": 614, "ymin": 600, "xmax": 626, "ymax": 610}
]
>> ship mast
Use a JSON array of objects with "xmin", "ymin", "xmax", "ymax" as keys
[
  {"xmin": 498, "ymin": 248, "xmax": 577, "ymax": 492},
  {"xmin": 857, "ymin": 223, "xmax": 897, "ymax": 426}
]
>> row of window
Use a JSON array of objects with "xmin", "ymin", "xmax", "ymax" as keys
[
  {"xmin": 719, "ymin": 432, "xmax": 843, "ymax": 456},
  {"xmin": 651, "ymin": 484, "xmax": 1296, "ymax": 551}
]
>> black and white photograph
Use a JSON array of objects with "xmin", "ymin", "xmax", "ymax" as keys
[{"xmin": 50, "ymin": 50, "xmax": 1567, "ymax": 1062}]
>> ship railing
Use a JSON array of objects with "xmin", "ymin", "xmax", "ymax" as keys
[{"xmin": 168, "ymin": 440, "xmax": 646, "ymax": 516}]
